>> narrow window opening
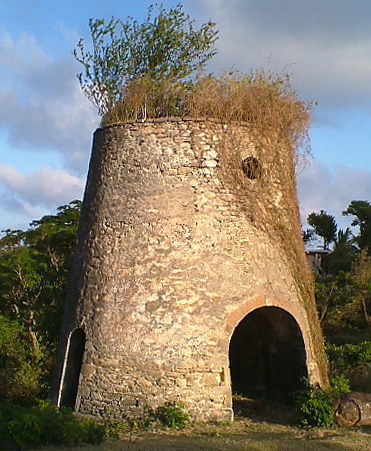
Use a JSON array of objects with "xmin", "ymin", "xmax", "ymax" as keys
[{"xmin": 59, "ymin": 328, "xmax": 86, "ymax": 409}]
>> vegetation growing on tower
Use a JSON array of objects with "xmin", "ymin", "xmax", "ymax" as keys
[
  {"xmin": 74, "ymin": 4, "xmax": 312, "ymax": 164},
  {"xmin": 73, "ymin": 3, "xmax": 218, "ymax": 117}
]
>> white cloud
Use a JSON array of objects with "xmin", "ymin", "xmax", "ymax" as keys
[
  {"xmin": 0, "ymin": 165, "xmax": 84, "ymax": 212},
  {"xmin": 0, "ymin": 31, "xmax": 47, "ymax": 75},
  {"xmin": 55, "ymin": 22, "xmax": 81, "ymax": 48},
  {"xmin": 297, "ymin": 161, "xmax": 371, "ymax": 229},
  {"xmin": 190, "ymin": 0, "xmax": 371, "ymax": 110},
  {"xmin": 0, "ymin": 30, "xmax": 99, "ymax": 174}
]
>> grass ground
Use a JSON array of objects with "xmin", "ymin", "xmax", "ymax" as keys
[
  {"xmin": 33, "ymin": 401, "xmax": 371, "ymax": 451},
  {"xmin": 33, "ymin": 419, "xmax": 371, "ymax": 451}
]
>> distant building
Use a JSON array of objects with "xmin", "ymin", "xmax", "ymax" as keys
[{"xmin": 305, "ymin": 249, "xmax": 329, "ymax": 274}]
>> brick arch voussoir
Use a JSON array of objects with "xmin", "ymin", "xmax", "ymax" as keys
[{"xmin": 222, "ymin": 295, "xmax": 312, "ymax": 361}]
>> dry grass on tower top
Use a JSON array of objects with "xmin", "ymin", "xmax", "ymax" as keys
[{"xmin": 102, "ymin": 69, "xmax": 312, "ymax": 163}]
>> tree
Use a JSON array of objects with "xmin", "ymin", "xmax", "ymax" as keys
[
  {"xmin": 74, "ymin": 4, "xmax": 218, "ymax": 115},
  {"xmin": 0, "ymin": 201, "xmax": 81, "ymax": 402},
  {"xmin": 0, "ymin": 315, "xmax": 41, "ymax": 402},
  {"xmin": 324, "ymin": 228, "xmax": 357, "ymax": 274},
  {"xmin": 0, "ymin": 200, "xmax": 81, "ymax": 356},
  {"xmin": 307, "ymin": 210, "xmax": 337, "ymax": 250},
  {"xmin": 349, "ymin": 251, "xmax": 371, "ymax": 329},
  {"xmin": 302, "ymin": 228, "xmax": 314, "ymax": 243},
  {"xmin": 343, "ymin": 200, "xmax": 371, "ymax": 253},
  {"xmin": 315, "ymin": 250, "xmax": 371, "ymax": 342}
]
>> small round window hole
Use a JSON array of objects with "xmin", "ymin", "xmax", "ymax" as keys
[{"xmin": 241, "ymin": 156, "xmax": 261, "ymax": 180}]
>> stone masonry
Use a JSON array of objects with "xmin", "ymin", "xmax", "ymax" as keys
[{"xmin": 52, "ymin": 119, "xmax": 328, "ymax": 422}]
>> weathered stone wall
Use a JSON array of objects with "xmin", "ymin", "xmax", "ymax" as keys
[{"xmin": 52, "ymin": 119, "xmax": 327, "ymax": 421}]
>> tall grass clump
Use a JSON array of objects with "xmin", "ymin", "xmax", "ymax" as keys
[
  {"xmin": 103, "ymin": 70, "xmax": 312, "ymax": 164},
  {"xmin": 192, "ymin": 70, "xmax": 311, "ymax": 164}
]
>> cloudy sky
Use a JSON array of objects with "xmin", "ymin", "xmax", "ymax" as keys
[{"xmin": 1, "ymin": 0, "xmax": 371, "ymax": 233}]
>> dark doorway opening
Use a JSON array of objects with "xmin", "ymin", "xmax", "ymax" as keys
[
  {"xmin": 229, "ymin": 307, "xmax": 307, "ymax": 405},
  {"xmin": 60, "ymin": 329, "xmax": 86, "ymax": 409}
]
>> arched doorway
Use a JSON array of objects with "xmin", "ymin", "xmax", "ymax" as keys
[
  {"xmin": 229, "ymin": 307, "xmax": 307, "ymax": 405},
  {"xmin": 59, "ymin": 328, "xmax": 86, "ymax": 409}
]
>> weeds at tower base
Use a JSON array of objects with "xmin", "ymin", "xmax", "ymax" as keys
[
  {"xmin": 295, "ymin": 375, "xmax": 350, "ymax": 427},
  {"xmin": 105, "ymin": 401, "xmax": 190, "ymax": 438}
]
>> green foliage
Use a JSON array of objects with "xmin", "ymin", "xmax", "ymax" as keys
[
  {"xmin": 343, "ymin": 200, "xmax": 371, "ymax": 253},
  {"xmin": 307, "ymin": 210, "xmax": 337, "ymax": 250},
  {"xmin": 74, "ymin": 3, "xmax": 218, "ymax": 116},
  {"xmin": 327, "ymin": 374, "xmax": 351, "ymax": 399},
  {"xmin": 100, "ymin": 407, "xmax": 131, "ymax": 438},
  {"xmin": 296, "ymin": 376, "xmax": 350, "ymax": 427},
  {"xmin": 135, "ymin": 402, "xmax": 190, "ymax": 430},
  {"xmin": 0, "ymin": 201, "xmax": 81, "ymax": 402},
  {"xmin": 102, "ymin": 402, "xmax": 189, "ymax": 434},
  {"xmin": 308, "ymin": 200, "xmax": 371, "ymax": 276},
  {"xmin": 0, "ymin": 200, "xmax": 81, "ymax": 395},
  {"xmin": 349, "ymin": 250, "xmax": 371, "ymax": 329},
  {"xmin": 298, "ymin": 393, "xmax": 334, "ymax": 428},
  {"xmin": 103, "ymin": 418, "xmax": 130, "ymax": 439},
  {"xmin": 315, "ymin": 247, "xmax": 371, "ymax": 393},
  {"xmin": 327, "ymin": 341, "xmax": 371, "ymax": 373},
  {"xmin": 155, "ymin": 401, "xmax": 190, "ymax": 429},
  {"xmin": 0, "ymin": 400, "xmax": 104, "ymax": 448},
  {"xmin": 323, "ymin": 228, "xmax": 357, "ymax": 274},
  {"xmin": 315, "ymin": 273, "xmax": 354, "ymax": 337},
  {"xmin": 315, "ymin": 248, "xmax": 371, "ymax": 341},
  {"xmin": 0, "ymin": 316, "xmax": 41, "ymax": 403}
]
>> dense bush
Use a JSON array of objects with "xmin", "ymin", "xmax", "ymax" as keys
[
  {"xmin": 327, "ymin": 341, "xmax": 371, "ymax": 393},
  {"xmin": 0, "ymin": 316, "xmax": 42, "ymax": 403},
  {"xmin": 132, "ymin": 402, "xmax": 190, "ymax": 430},
  {"xmin": 0, "ymin": 400, "xmax": 105, "ymax": 448},
  {"xmin": 155, "ymin": 402, "xmax": 190, "ymax": 429},
  {"xmin": 296, "ymin": 376, "xmax": 350, "ymax": 427},
  {"xmin": 327, "ymin": 341, "xmax": 371, "ymax": 372}
]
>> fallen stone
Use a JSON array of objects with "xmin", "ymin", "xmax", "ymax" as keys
[{"xmin": 335, "ymin": 392, "xmax": 371, "ymax": 427}]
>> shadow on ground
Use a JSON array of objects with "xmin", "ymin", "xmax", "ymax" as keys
[{"xmin": 232, "ymin": 397, "xmax": 302, "ymax": 426}]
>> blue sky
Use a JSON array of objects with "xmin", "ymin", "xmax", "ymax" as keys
[{"xmin": 1, "ymin": 0, "xmax": 371, "ymax": 233}]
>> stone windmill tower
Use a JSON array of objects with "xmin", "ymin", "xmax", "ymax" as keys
[{"xmin": 51, "ymin": 118, "xmax": 328, "ymax": 421}]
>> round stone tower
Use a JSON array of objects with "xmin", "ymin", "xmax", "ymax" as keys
[{"xmin": 52, "ymin": 119, "xmax": 327, "ymax": 421}]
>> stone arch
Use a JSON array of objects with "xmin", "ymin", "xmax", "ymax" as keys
[
  {"xmin": 229, "ymin": 306, "xmax": 307, "ymax": 404},
  {"xmin": 225, "ymin": 297, "xmax": 312, "ymax": 406},
  {"xmin": 59, "ymin": 328, "xmax": 86, "ymax": 409}
]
